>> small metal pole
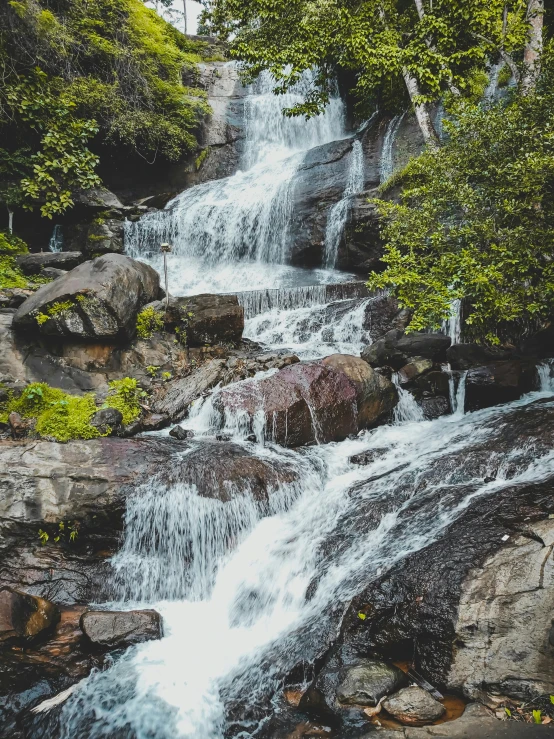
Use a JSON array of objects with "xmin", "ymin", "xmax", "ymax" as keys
[{"xmin": 160, "ymin": 243, "xmax": 172, "ymax": 315}]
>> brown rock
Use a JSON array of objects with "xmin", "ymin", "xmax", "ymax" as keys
[
  {"xmin": 382, "ymin": 686, "xmax": 445, "ymax": 725},
  {"xmin": 80, "ymin": 609, "xmax": 162, "ymax": 648},
  {"xmin": 0, "ymin": 587, "xmax": 60, "ymax": 642},
  {"xmin": 321, "ymin": 354, "xmax": 398, "ymax": 428},
  {"xmin": 216, "ymin": 361, "xmax": 358, "ymax": 447}
]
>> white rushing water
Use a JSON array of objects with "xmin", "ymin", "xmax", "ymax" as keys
[
  {"xmin": 380, "ymin": 113, "xmax": 405, "ymax": 184},
  {"xmin": 50, "ymin": 61, "xmax": 554, "ymax": 739},
  {"xmin": 125, "ymin": 68, "xmax": 349, "ymax": 297},
  {"xmin": 57, "ymin": 385, "xmax": 554, "ymax": 739},
  {"xmin": 323, "ymin": 139, "xmax": 365, "ymax": 269}
]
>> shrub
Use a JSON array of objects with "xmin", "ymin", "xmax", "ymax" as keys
[
  {"xmin": 369, "ymin": 46, "xmax": 554, "ymax": 343},
  {"xmin": 136, "ymin": 306, "xmax": 164, "ymax": 339},
  {"xmin": 0, "ymin": 231, "xmax": 28, "ymax": 289}
]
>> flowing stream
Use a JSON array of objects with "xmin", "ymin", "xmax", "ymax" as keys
[{"xmin": 51, "ymin": 72, "xmax": 554, "ymax": 739}]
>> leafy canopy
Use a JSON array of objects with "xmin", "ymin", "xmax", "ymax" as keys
[
  {"xmin": 1, "ymin": 0, "xmax": 213, "ymax": 218},
  {"xmin": 369, "ymin": 48, "xmax": 554, "ymax": 344},
  {"xmin": 207, "ymin": 0, "xmax": 530, "ymax": 117}
]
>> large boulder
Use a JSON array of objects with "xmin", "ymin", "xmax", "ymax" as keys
[
  {"xmin": 446, "ymin": 343, "xmax": 513, "ymax": 370},
  {"xmin": 12, "ymin": 255, "xmax": 160, "ymax": 341},
  {"xmin": 80, "ymin": 609, "xmax": 162, "ymax": 648},
  {"xmin": 362, "ymin": 332, "xmax": 450, "ymax": 369},
  {"xmin": 321, "ymin": 354, "xmax": 397, "ymax": 428},
  {"xmin": 336, "ymin": 660, "xmax": 408, "ymax": 706},
  {"xmin": 215, "ymin": 362, "xmax": 358, "ymax": 447},
  {"xmin": 448, "ymin": 518, "xmax": 554, "ymax": 701},
  {"xmin": 0, "ymin": 587, "xmax": 60, "ymax": 642}
]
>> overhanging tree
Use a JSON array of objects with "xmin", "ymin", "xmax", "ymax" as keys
[{"xmin": 207, "ymin": 0, "xmax": 531, "ymax": 144}]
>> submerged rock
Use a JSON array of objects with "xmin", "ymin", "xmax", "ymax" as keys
[
  {"xmin": 336, "ymin": 660, "xmax": 408, "ymax": 706},
  {"xmin": 382, "ymin": 686, "xmax": 445, "ymax": 725},
  {"xmin": 13, "ymin": 254, "xmax": 160, "ymax": 341},
  {"xmin": 80, "ymin": 609, "xmax": 162, "ymax": 648},
  {"xmin": 216, "ymin": 361, "xmax": 358, "ymax": 447},
  {"xmin": 0, "ymin": 587, "xmax": 60, "ymax": 642}
]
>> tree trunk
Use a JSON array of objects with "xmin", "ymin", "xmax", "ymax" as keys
[
  {"xmin": 522, "ymin": 0, "xmax": 544, "ymax": 91},
  {"xmin": 183, "ymin": 0, "xmax": 188, "ymax": 34},
  {"xmin": 402, "ymin": 68, "xmax": 439, "ymax": 147}
]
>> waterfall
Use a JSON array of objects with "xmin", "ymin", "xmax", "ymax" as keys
[
  {"xmin": 244, "ymin": 296, "xmax": 373, "ymax": 359},
  {"xmin": 323, "ymin": 139, "xmax": 365, "ymax": 269},
  {"xmin": 49, "ymin": 224, "xmax": 64, "ymax": 253},
  {"xmin": 124, "ymin": 68, "xmax": 348, "ymax": 296},
  {"xmin": 484, "ymin": 62, "xmax": 503, "ymax": 102},
  {"xmin": 538, "ymin": 359, "xmax": 554, "ymax": 392},
  {"xmin": 56, "ymin": 387, "xmax": 554, "ymax": 739},
  {"xmin": 442, "ymin": 298, "xmax": 462, "ymax": 344},
  {"xmin": 380, "ymin": 113, "xmax": 405, "ymax": 184},
  {"xmin": 391, "ymin": 373, "xmax": 425, "ymax": 423}
]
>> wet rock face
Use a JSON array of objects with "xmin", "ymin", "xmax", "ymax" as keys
[
  {"xmin": 336, "ymin": 660, "xmax": 408, "ymax": 707},
  {"xmin": 464, "ymin": 360, "xmax": 536, "ymax": 411},
  {"xmin": 80, "ymin": 609, "xmax": 162, "ymax": 648},
  {"xmin": 448, "ymin": 518, "xmax": 554, "ymax": 701},
  {"xmin": 0, "ymin": 588, "xmax": 60, "ymax": 642},
  {"xmin": 0, "ymin": 437, "xmax": 195, "ymax": 603},
  {"xmin": 163, "ymin": 440, "xmax": 298, "ymax": 503},
  {"xmin": 176, "ymin": 293, "xmax": 244, "ymax": 347},
  {"xmin": 12, "ymin": 254, "xmax": 160, "ymax": 341},
  {"xmin": 302, "ymin": 400, "xmax": 554, "ymax": 711},
  {"xmin": 382, "ymin": 686, "xmax": 445, "ymax": 725},
  {"xmin": 446, "ymin": 343, "xmax": 513, "ymax": 370},
  {"xmin": 216, "ymin": 361, "xmax": 358, "ymax": 447},
  {"xmin": 321, "ymin": 354, "xmax": 398, "ymax": 428}
]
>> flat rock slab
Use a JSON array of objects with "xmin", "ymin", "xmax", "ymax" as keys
[
  {"xmin": 80, "ymin": 609, "xmax": 162, "ymax": 648},
  {"xmin": 373, "ymin": 704, "xmax": 554, "ymax": 737},
  {"xmin": 16, "ymin": 252, "xmax": 83, "ymax": 275}
]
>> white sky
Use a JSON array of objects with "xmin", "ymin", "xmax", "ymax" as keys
[{"xmin": 146, "ymin": 1, "xmax": 203, "ymax": 35}]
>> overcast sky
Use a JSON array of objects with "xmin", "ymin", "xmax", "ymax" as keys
[{"xmin": 146, "ymin": 1, "xmax": 203, "ymax": 35}]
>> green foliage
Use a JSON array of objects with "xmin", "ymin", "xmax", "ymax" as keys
[
  {"xmin": 533, "ymin": 710, "xmax": 542, "ymax": 724},
  {"xmin": 207, "ymin": 0, "xmax": 531, "ymax": 119},
  {"xmin": 195, "ymin": 147, "xmax": 209, "ymax": 170},
  {"xmin": 0, "ymin": 0, "xmax": 211, "ymax": 220},
  {"xmin": 4, "ymin": 382, "xmax": 102, "ymax": 441},
  {"xmin": 38, "ymin": 520, "xmax": 80, "ymax": 546},
  {"xmin": 369, "ymin": 47, "xmax": 554, "ymax": 343},
  {"xmin": 136, "ymin": 305, "xmax": 164, "ymax": 339},
  {"xmin": 146, "ymin": 365, "xmax": 160, "ymax": 377},
  {"xmin": 35, "ymin": 300, "xmax": 75, "ymax": 325},
  {"xmin": 104, "ymin": 377, "xmax": 144, "ymax": 425},
  {"xmin": 0, "ymin": 230, "xmax": 29, "ymax": 289}
]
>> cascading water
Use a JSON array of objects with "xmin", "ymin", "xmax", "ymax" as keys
[
  {"xmin": 41, "ymin": 59, "xmax": 554, "ymax": 739},
  {"xmin": 54, "ymin": 384, "xmax": 554, "ymax": 739},
  {"xmin": 124, "ymin": 68, "xmax": 348, "ymax": 297},
  {"xmin": 323, "ymin": 139, "xmax": 365, "ymax": 269},
  {"xmin": 380, "ymin": 113, "xmax": 405, "ymax": 184},
  {"xmin": 48, "ymin": 224, "xmax": 64, "ymax": 253}
]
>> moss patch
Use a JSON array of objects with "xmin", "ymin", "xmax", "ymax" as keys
[
  {"xmin": 104, "ymin": 377, "xmax": 143, "ymax": 425},
  {"xmin": 2, "ymin": 383, "xmax": 101, "ymax": 441},
  {"xmin": 136, "ymin": 305, "xmax": 164, "ymax": 339}
]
